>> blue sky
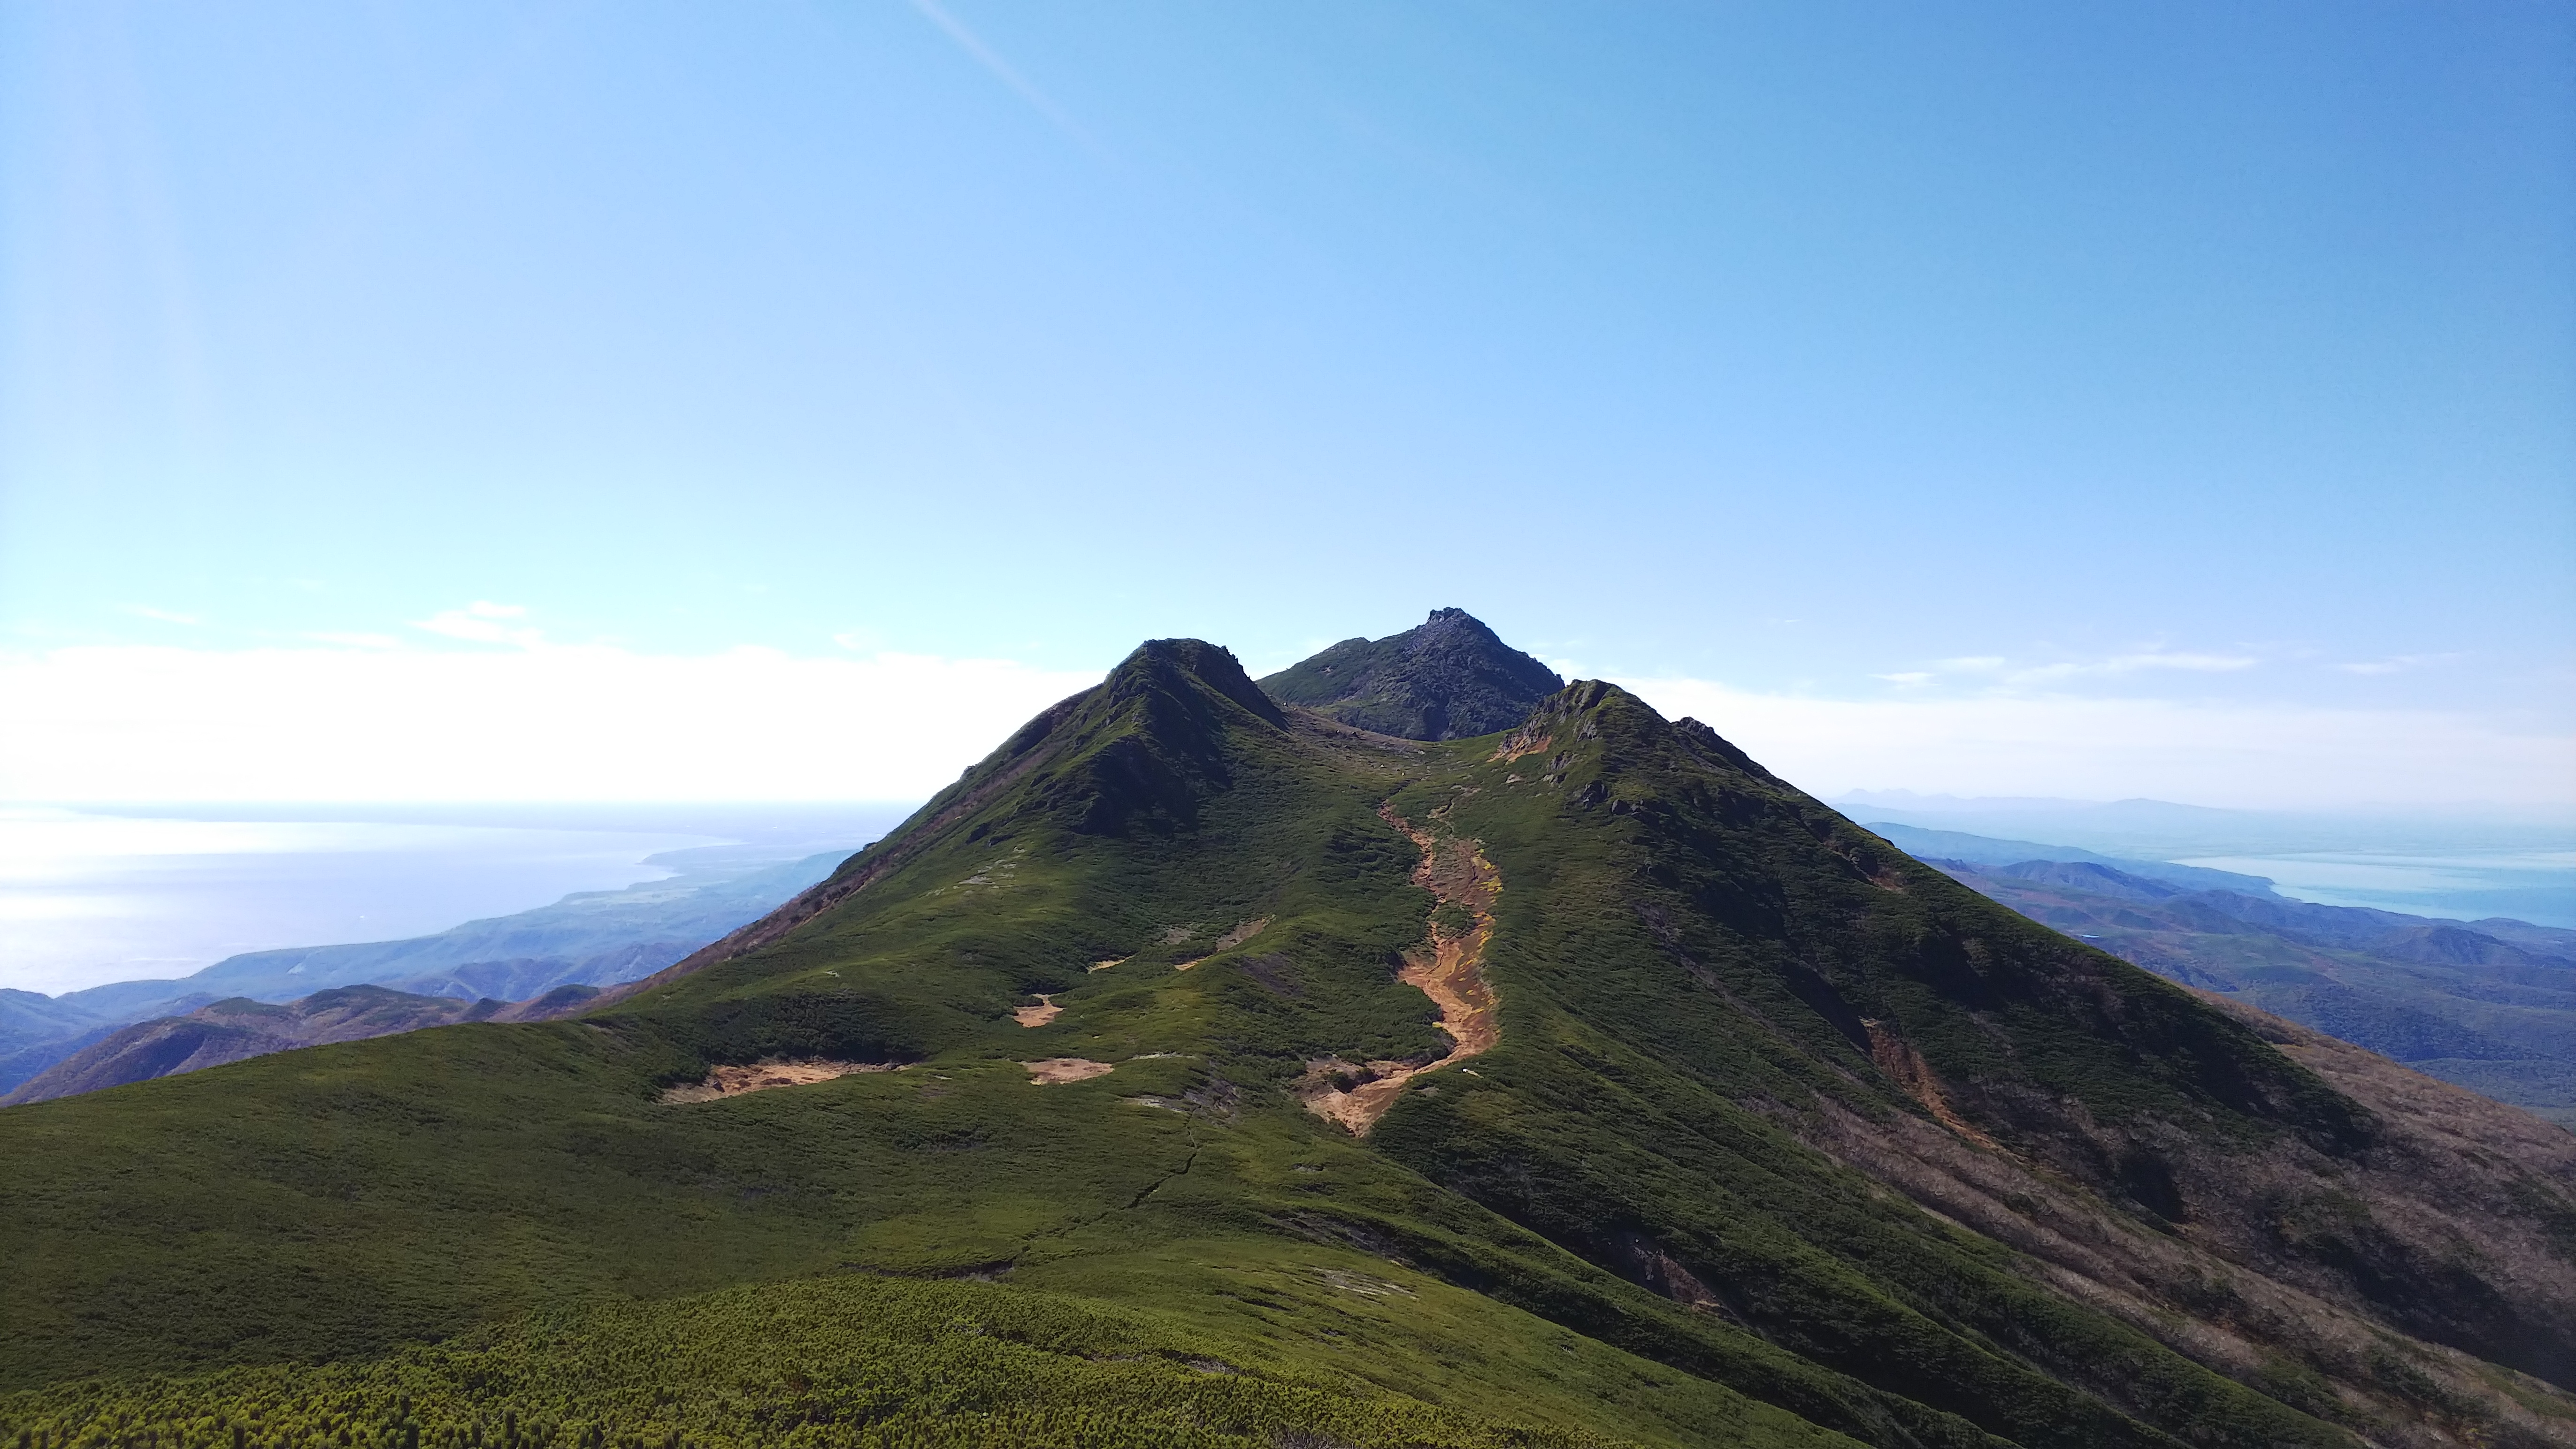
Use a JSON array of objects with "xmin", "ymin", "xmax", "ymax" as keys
[{"xmin": 3, "ymin": 1, "xmax": 2570, "ymax": 808}]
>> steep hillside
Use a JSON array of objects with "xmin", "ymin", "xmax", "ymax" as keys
[
  {"xmin": 1929, "ymin": 856, "xmax": 2576, "ymax": 1125},
  {"xmin": 1261, "ymin": 607, "xmax": 1563, "ymax": 740},
  {"xmin": 3, "ymin": 636, "xmax": 2571, "ymax": 1449}
]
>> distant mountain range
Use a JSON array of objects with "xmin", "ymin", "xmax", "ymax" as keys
[
  {"xmin": 1838, "ymin": 790, "xmax": 2576, "ymax": 861},
  {"xmin": 1862, "ymin": 820, "xmax": 2280, "ymax": 893},
  {"xmin": 0, "ymin": 845, "xmax": 854, "ymax": 1097},
  {"xmin": 0, "ymin": 982, "xmax": 598, "ymax": 1107},
  {"xmin": 1858, "ymin": 821, "xmax": 2576, "ymax": 1126}
]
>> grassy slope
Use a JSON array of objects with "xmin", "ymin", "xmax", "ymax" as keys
[
  {"xmin": 2, "ymin": 644, "xmax": 2568, "ymax": 1448},
  {"xmin": 0, "ymin": 1274, "xmax": 1679, "ymax": 1449},
  {"xmin": 1368, "ymin": 687, "xmax": 2576, "ymax": 1441},
  {"xmin": 1366, "ymin": 690, "xmax": 2354, "ymax": 1449}
]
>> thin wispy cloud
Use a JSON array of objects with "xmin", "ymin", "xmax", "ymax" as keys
[
  {"xmin": 2013, "ymin": 651, "xmax": 2258, "ymax": 681},
  {"xmin": 414, "ymin": 600, "xmax": 543, "ymax": 648},
  {"xmin": 2338, "ymin": 653, "xmax": 2454, "ymax": 677},
  {"xmin": 1615, "ymin": 672, "xmax": 2574, "ymax": 810},
  {"xmin": 1903, "ymin": 648, "xmax": 2259, "ymax": 690},
  {"xmin": 900, "ymin": 0, "xmax": 1108, "ymax": 159}
]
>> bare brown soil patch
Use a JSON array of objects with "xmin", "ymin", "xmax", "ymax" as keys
[
  {"xmin": 1012, "ymin": 995, "xmax": 1062, "ymax": 1028},
  {"xmin": 1089, "ymin": 957, "xmax": 1128, "ymax": 972},
  {"xmin": 1022, "ymin": 1057, "xmax": 1114, "ymax": 1084},
  {"xmin": 1295, "ymin": 1057, "xmax": 1426, "ymax": 1131},
  {"xmin": 661, "ymin": 1059, "xmax": 897, "ymax": 1103},
  {"xmin": 1489, "ymin": 719, "xmax": 1553, "ymax": 763},
  {"xmin": 1863, "ymin": 1021, "xmax": 2001, "ymax": 1149},
  {"xmin": 1298, "ymin": 807, "xmax": 1501, "ymax": 1136}
]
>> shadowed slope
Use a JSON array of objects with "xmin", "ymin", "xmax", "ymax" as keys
[{"xmin": 1925, "ymin": 855, "xmax": 2576, "ymax": 1126}]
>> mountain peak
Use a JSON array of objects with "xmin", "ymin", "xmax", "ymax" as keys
[
  {"xmin": 1259, "ymin": 609, "xmax": 1564, "ymax": 740},
  {"xmin": 1115, "ymin": 637, "xmax": 1283, "ymax": 728}
]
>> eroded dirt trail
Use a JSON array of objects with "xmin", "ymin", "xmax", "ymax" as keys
[{"xmin": 1298, "ymin": 806, "xmax": 1501, "ymax": 1135}]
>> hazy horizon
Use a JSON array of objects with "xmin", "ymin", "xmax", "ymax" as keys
[{"xmin": 8, "ymin": 784, "xmax": 2568, "ymax": 998}]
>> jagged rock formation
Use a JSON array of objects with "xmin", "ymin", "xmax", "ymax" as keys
[{"xmin": 1260, "ymin": 606, "xmax": 1564, "ymax": 740}]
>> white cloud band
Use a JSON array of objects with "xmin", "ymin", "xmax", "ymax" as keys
[
  {"xmin": 1616, "ymin": 676, "xmax": 2574, "ymax": 811},
  {"xmin": 0, "ymin": 645, "xmax": 2562, "ymax": 810},
  {"xmin": 0, "ymin": 645, "xmax": 1102, "ymax": 802}
]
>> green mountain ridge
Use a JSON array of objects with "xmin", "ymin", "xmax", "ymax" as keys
[{"xmin": 5, "ymin": 627, "xmax": 2573, "ymax": 1449}]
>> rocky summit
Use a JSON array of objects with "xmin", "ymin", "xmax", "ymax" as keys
[
  {"xmin": 1260, "ymin": 606, "xmax": 1565, "ymax": 740},
  {"xmin": 3, "ymin": 623, "xmax": 2572, "ymax": 1449}
]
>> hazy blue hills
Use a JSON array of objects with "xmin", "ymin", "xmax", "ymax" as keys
[
  {"xmin": 1862, "ymin": 820, "xmax": 2277, "ymax": 894},
  {"xmin": 178, "ymin": 847, "xmax": 852, "ymax": 1001},
  {"xmin": 0, "ymin": 989, "xmax": 220, "ymax": 1091},
  {"xmin": 0, "ymin": 846, "xmax": 852, "ymax": 1093},
  {"xmin": 0, "ymin": 983, "xmax": 600, "ymax": 1107}
]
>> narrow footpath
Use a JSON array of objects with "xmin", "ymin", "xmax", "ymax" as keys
[{"xmin": 1299, "ymin": 805, "xmax": 1501, "ymax": 1135}]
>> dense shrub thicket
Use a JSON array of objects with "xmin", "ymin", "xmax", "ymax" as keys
[{"xmin": 0, "ymin": 1276, "xmax": 1621, "ymax": 1449}]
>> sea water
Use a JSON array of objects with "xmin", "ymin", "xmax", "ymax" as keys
[
  {"xmin": 0, "ymin": 808, "xmax": 722, "ymax": 996},
  {"xmin": 2175, "ymin": 849, "xmax": 2576, "ymax": 929}
]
